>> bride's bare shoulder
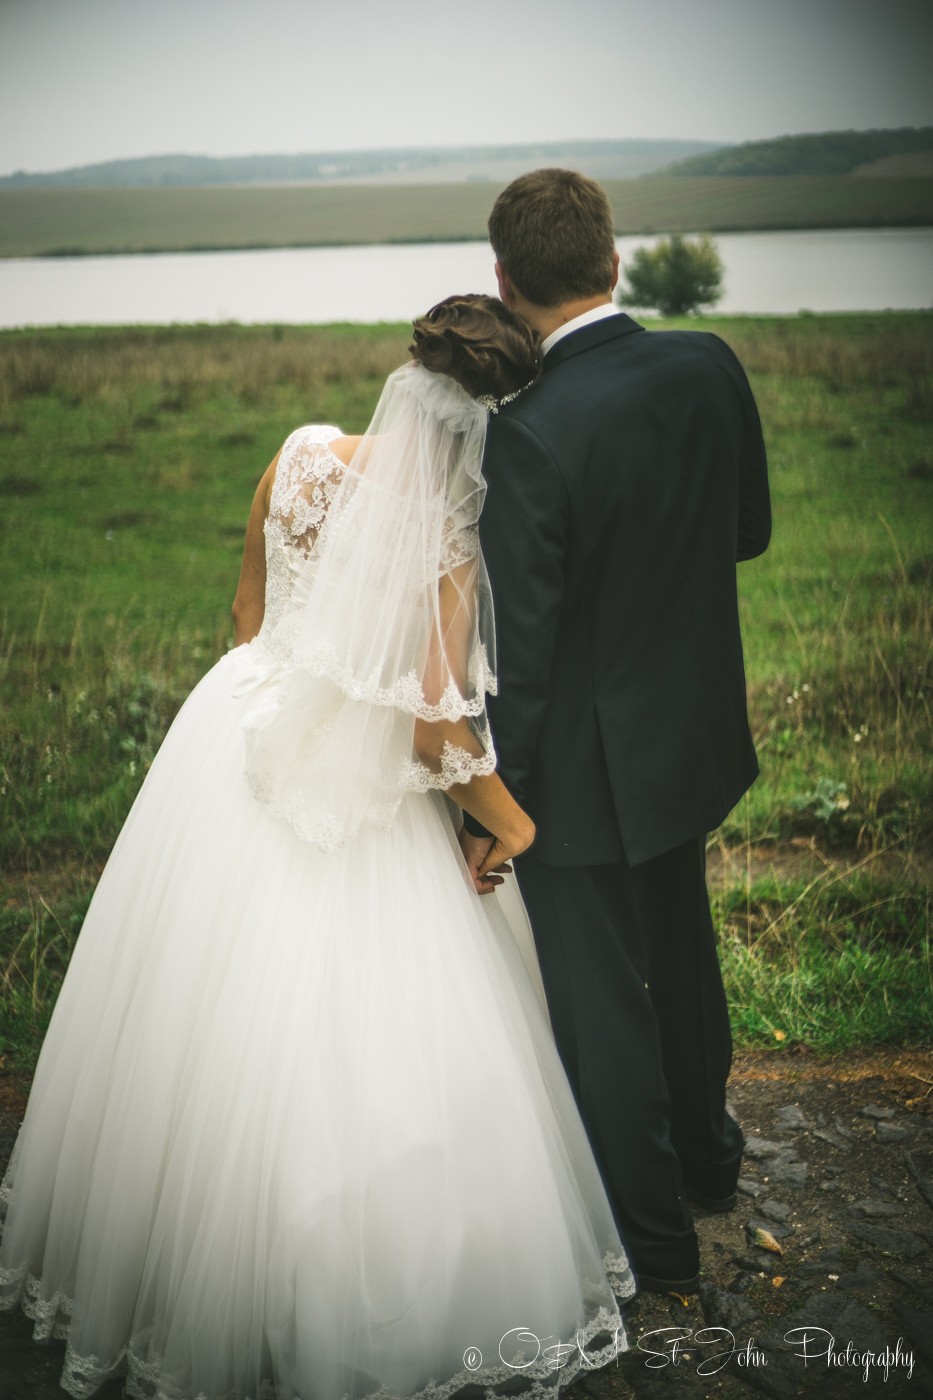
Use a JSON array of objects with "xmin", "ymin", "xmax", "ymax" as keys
[{"xmin": 328, "ymin": 435, "xmax": 364, "ymax": 467}]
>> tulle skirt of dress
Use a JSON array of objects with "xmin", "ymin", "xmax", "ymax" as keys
[{"xmin": 0, "ymin": 647, "xmax": 633, "ymax": 1400}]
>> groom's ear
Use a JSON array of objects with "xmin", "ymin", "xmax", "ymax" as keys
[
  {"xmin": 494, "ymin": 260, "xmax": 513, "ymax": 305},
  {"xmin": 610, "ymin": 249, "xmax": 620, "ymax": 294}
]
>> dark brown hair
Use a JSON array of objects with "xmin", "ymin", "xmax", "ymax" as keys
[
  {"xmin": 488, "ymin": 168, "xmax": 616, "ymax": 308},
  {"xmin": 409, "ymin": 294, "xmax": 540, "ymax": 400}
]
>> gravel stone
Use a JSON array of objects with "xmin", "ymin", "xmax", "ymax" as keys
[
  {"xmin": 700, "ymin": 1281, "xmax": 761, "ymax": 1331},
  {"xmin": 869, "ymin": 1175, "xmax": 911, "ymax": 1200},
  {"xmin": 795, "ymin": 1263, "xmax": 843, "ymax": 1280},
  {"xmin": 812, "ymin": 1128, "xmax": 849, "ymax": 1149},
  {"xmin": 846, "ymin": 1221, "xmax": 928, "ymax": 1258},
  {"xmin": 744, "ymin": 1135, "xmax": 786, "ymax": 1159},
  {"xmin": 846, "ymin": 1198, "xmax": 906, "ymax": 1219},
  {"xmin": 732, "ymin": 1252, "xmax": 779, "ymax": 1275},
  {"xmin": 876, "ymin": 1121, "xmax": 911, "ymax": 1144},
  {"xmin": 790, "ymin": 1291, "xmax": 890, "ymax": 1348},
  {"xmin": 758, "ymin": 1198, "xmax": 792, "ymax": 1222},
  {"xmin": 773, "ymin": 1104, "xmax": 810, "ymax": 1130},
  {"xmin": 836, "ymin": 1264, "xmax": 885, "ymax": 1292},
  {"xmin": 767, "ymin": 1155, "xmax": 808, "ymax": 1188}
]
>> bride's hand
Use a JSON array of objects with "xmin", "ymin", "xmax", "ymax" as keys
[
  {"xmin": 458, "ymin": 831, "xmax": 505, "ymax": 895},
  {"xmin": 458, "ymin": 817, "xmax": 535, "ymax": 896}
]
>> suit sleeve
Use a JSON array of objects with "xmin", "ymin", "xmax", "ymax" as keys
[
  {"xmin": 703, "ymin": 334, "xmax": 771, "ymax": 562},
  {"xmin": 735, "ymin": 381, "xmax": 771, "ymax": 563},
  {"xmin": 722, "ymin": 340, "xmax": 771, "ymax": 562},
  {"xmin": 462, "ymin": 414, "xmax": 569, "ymax": 836}
]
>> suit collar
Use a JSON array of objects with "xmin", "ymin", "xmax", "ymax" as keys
[{"xmin": 541, "ymin": 312, "xmax": 644, "ymax": 371}]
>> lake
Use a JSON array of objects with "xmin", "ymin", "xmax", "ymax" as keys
[{"xmin": 0, "ymin": 229, "xmax": 930, "ymax": 327}]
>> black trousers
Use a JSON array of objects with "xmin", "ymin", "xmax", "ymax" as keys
[{"xmin": 515, "ymin": 837, "xmax": 743, "ymax": 1278}]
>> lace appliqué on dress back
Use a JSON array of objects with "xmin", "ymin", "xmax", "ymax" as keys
[
  {"xmin": 267, "ymin": 425, "xmax": 344, "ymax": 558},
  {"xmin": 260, "ymin": 425, "xmax": 343, "ymax": 635}
]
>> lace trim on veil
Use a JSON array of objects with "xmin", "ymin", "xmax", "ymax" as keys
[
  {"xmin": 240, "ymin": 636, "xmax": 497, "ymax": 723},
  {"xmin": 0, "ymin": 1257, "xmax": 635, "ymax": 1400}
]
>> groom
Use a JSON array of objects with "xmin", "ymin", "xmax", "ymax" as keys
[{"xmin": 461, "ymin": 169, "xmax": 770, "ymax": 1293}]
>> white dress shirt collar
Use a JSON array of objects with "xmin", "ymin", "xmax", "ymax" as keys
[{"xmin": 540, "ymin": 302, "xmax": 622, "ymax": 357}]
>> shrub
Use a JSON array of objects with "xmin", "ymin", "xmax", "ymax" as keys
[{"xmin": 617, "ymin": 233, "xmax": 724, "ymax": 316}]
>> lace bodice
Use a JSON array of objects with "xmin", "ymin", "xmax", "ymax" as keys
[
  {"xmin": 260, "ymin": 424, "xmax": 344, "ymax": 635},
  {"xmin": 259, "ymin": 421, "xmax": 481, "ymax": 641}
]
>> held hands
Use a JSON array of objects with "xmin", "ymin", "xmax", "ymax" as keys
[{"xmin": 458, "ymin": 816, "xmax": 535, "ymax": 896}]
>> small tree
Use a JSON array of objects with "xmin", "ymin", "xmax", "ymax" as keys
[{"xmin": 617, "ymin": 234, "xmax": 724, "ymax": 317}]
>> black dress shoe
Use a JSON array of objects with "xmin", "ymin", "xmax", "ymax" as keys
[
  {"xmin": 686, "ymin": 1184, "xmax": 738, "ymax": 1214},
  {"xmin": 635, "ymin": 1270, "xmax": 701, "ymax": 1296}
]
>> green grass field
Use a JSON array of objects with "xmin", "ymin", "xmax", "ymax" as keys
[
  {"xmin": 1, "ymin": 176, "xmax": 931, "ymax": 257},
  {"xmin": 0, "ymin": 314, "xmax": 930, "ymax": 1070}
]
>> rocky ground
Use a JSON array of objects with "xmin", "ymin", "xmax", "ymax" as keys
[
  {"xmin": 570, "ymin": 1049, "xmax": 933, "ymax": 1400},
  {"xmin": 1, "ymin": 1050, "xmax": 931, "ymax": 1399}
]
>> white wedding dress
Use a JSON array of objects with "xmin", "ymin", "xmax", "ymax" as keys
[{"xmin": 0, "ymin": 396, "xmax": 634, "ymax": 1399}]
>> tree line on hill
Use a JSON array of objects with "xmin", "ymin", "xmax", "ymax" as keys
[
  {"xmin": 661, "ymin": 126, "xmax": 933, "ymax": 177},
  {"xmin": 4, "ymin": 128, "xmax": 930, "ymax": 192}
]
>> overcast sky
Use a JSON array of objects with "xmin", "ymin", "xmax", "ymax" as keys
[{"xmin": 2, "ymin": 0, "xmax": 932, "ymax": 175}]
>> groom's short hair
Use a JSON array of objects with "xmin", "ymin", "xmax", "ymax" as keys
[{"xmin": 488, "ymin": 168, "xmax": 616, "ymax": 309}]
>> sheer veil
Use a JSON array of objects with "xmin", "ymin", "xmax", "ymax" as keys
[{"xmin": 238, "ymin": 362, "xmax": 497, "ymax": 850}]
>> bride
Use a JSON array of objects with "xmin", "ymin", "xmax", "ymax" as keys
[{"xmin": 0, "ymin": 295, "xmax": 634, "ymax": 1399}]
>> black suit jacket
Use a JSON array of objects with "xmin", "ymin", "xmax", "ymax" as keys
[{"xmin": 470, "ymin": 313, "xmax": 770, "ymax": 866}]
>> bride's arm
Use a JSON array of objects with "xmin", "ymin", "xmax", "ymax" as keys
[
  {"xmin": 413, "ymin": 708, "xmax": 535, "ymax": 869},
  {"xmin": 231, "ymin": 454, "xmax": 278, "ymax": 644},
  {"xmin": 413, "ymin": 564, "xmax": 535, "ymax": 890}
]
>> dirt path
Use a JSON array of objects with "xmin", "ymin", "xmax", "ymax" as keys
[
  {"xmin": 575, "ymin": 1049, "xmax": 933, "ymax": 1398},
  {"xmin": 1, "ymin": 1051, "xmax": 931, "ymax": 1398}
]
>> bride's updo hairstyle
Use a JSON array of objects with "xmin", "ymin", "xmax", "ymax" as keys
[{"xmin": 409, "ymin": 294, "xmax": 540, "ymax": 404}]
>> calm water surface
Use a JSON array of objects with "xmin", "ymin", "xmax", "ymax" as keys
[{"xmin": 0, "ymin": 229, "xmax": 931, "ymax": 327}]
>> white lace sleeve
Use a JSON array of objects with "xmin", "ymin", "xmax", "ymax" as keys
[
  {"xmin": 440, "ymin": 503, "xmax": 480, "ymax": 574},
  {"xmin": 268, "ymin": 425, "xmax": 344, "ymax": 557}
]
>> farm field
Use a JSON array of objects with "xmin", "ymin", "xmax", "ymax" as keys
[
  {"xmin": 0, "ymin": 313, "xmax": 930, "ymax": 1071},
  {"xmin": 1, "ymin": 176, "xmax": 932, "ymax": 257}
]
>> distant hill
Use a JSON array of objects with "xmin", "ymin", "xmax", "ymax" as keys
[
  {"xmin": 0, "ymin": 140, "xmax": 725, "ymax": 190},
  {"xmin": 661, "ymin": 127, "xmax": 933, "ymax": 177}
]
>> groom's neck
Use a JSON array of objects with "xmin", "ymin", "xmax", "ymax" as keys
[{"xmin": 519, "ymin": 292, "xmax": 615, "ymax": 341}]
